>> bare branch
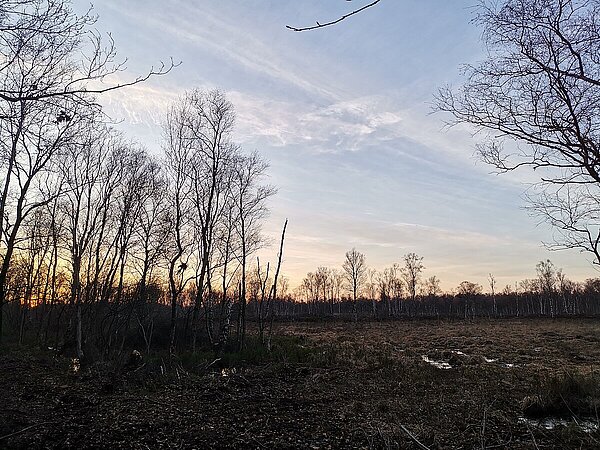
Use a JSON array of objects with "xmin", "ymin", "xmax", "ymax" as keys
[{"xmin": 286, "ymin": 0, "xmax": 382, "ymax": 32}]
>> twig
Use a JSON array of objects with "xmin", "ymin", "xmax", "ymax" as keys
[
  {"xmin": 0, "ymin": 422, "xmax": 52, "ymax": 441},
  {"xmin": 132, "ymin": 363, "xmax": 147, "ymax": 373},
  {"xmin": 286, "ymin": 0, "xmax": 382, "ymax": 32},
  {"xmin": 481, "ymin": 405, "xmax": 487, "ymax": 450},
  {"xmin": 525, "ymin": 423, "xmax": 540, "ymax": 450},
  {"xmin": 204, "ymin": 358, "xmax": 221, "ymax": 370},
  {"xmin": 399, "ymin": 424, "xmax": 431, "ymax": 450}
]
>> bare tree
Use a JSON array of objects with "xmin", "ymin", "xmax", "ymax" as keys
[
  {"xmin": 342, "ymin": 248, "xmax": 367, "ymax": 322},
  {"xmin": 232, "ymin": 152, "xmax": 275, "ymax": 350},
  {"xmin": 378, "ymin": 264, "xmax": 402, "ymax": 317},
  {"xmin": 58, "ymin": 123, "xmax": 113, "ymax": 359},
  {"xmin": 402, "ymin": 253, "xmax": 424, "ymax": 302},
  {"xmin": 424, "ymin": 275, "xmax": 442, "ymax": 297},
  {"xmin": 488, "ymin": 273, "xmax": 497, "ymax": 316},
  {"xmin": 536, "ymin": 259, "xmax": 557, "ymax": 316},
  {"xmin": 0, "ymin": 0, "xmax": 175, "ymax": 104},
  {"xmin": 436, "ymin": 0, "xmax": 600, "ymax": 264},
  {"xmin": 180, "ymin": 89, "xmax": 237, "ymax": 349},
  {"xmin": 365, "ymin": 268, "xmax": 378, "ymax": 319},
  {"xmin": 0, "ymin": 89, "xmax": 88, "ymax": 341},
  {"xmin": 457, "ymin": 281, "xmax": 483, "ymax": 320},
  {"xmin": 266, "ymin": 219, "xmax": 288, "ymax": 350},
  {"xmin": 315, "ymin": 266, "xmax": 331, "ymax": 313},
  {"xmin": 163, "ymin": 101, "xmax": 195, "ymax": 353},
  {"xmin": 0, "ymin": 0, "xmax": 174, "ymax": 340}
]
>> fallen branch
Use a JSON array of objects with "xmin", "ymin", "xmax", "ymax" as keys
[{"xmin": 399, "ymin": 424, "xmax": 431, "ymax": 450}]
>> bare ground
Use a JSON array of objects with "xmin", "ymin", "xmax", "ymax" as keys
[{"xmin": 2, "ymin": 318, "xmax": 600, "ymax": 449}]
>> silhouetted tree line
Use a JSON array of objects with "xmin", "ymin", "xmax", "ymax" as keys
[
  {"xmin": 289, "ymin": 253, "xmax": 600, "ymax": 320},
  {"xmin": 0, "ymin": 1, "xmax": 288, "ymax": 360}
]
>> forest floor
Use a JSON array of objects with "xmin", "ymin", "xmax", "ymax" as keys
[{"xmin": 2, "ymin": 318, "xmax": 600, "ymax": 449}]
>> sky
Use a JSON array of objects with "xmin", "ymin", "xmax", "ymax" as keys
[{"xmin": 81, "ymin": 0, "xmax": 599, "ymax": 291}]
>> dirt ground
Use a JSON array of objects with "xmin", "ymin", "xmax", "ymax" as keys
[{"xmin": 2, "ymin": 318, "xmax": 600, "ymax": 449}]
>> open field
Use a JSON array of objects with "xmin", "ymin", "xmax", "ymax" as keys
[{"xmin": 2, "ymin": 318, "xmax": 600, "ymax": 449}]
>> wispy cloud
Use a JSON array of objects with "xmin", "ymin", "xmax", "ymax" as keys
[
  {"xmin": 90, "ymin": 0, "xmax": 597, "ymax": 290},
  {"xmin": 100, "ymin": 1, "xmax": 342, "ymax": 101}
]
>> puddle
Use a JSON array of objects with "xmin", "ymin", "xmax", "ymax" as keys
[
  {"xmin": 483, "ymin": 357, "xmax": 498, "ymax": 363},
  {"xmin": 451, "ymin": 350, "xmax": 467, "ymax": 356},
  {"xmin": 421, "ymin": 355, "xmax": 452, "ymax": 370},
  {"xmin": 518, "ymin": 416, "xmax": 599, "ymax": 433}
]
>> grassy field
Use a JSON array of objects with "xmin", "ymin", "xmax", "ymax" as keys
[{"xmin": 2, "ymin": 318, "xmax": 600, "ymax": 449}]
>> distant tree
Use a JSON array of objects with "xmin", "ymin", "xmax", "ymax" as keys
[
  {"xmin": 365, "ymin": 268, "xmax": 378, "ymax": 319},
  {"xmin": 488, "ymin": 273, "xmax": 497, "ymax": 316},
  {"xmin": 315, "ymin": 266, "xmax": 331, "ymax": 310},
  {"xmin": 457, "ymin": 281, "xmax": 483, "ymax": 297},
  {"xmin": 536, "ymin": 259, "xmax": 557, "ymax": 316},
  {"xmin": 330, "ymin": 269, "xmax": 345, "ymax": 314},
  {"xmin": 457, "ymin": 281, "xmax": 483, "ymax": 320},
  {"xmin": 378, "ymin": 264, "xmax": 403, "ymax": 316},
  {"xmin": 342, "ymin": 248, "xmax": 367, "ymax": 322},
  {"xmin": 424, "ymin": 275, "xmax": 442, "ymax": 297},
  {"xmin": 402, "ymin": 253, "xmax": 424, "ymax": 302},
  {"xmin": 436, "ymin": 0, "xmax": 600, "ymax": 265},
  {"xmin": 536, "ymin": 260, "xmax": 556, "ymax": 294}
]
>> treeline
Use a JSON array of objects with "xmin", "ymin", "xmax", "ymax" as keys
[
  {"xmin": 291, "ymin": 251, "xmax": 600, "ymax": 319},
  {"xmin": 0, "ymin": 1, "xmax": 285, "ymax": 359}
]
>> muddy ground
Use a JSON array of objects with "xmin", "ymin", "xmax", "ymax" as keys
[{"xmin": 2, "ymin": 318, "xmax": 600, "ymax": 449}]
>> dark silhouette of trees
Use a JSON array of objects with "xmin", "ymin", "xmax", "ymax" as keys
[{"xmin": 0, "ymin": 0, "xmax": 174, "ymax": 341}]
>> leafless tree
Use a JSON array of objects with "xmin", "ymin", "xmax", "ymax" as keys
[
  {"xmin": 0, "ymin": 0, "xmax": 174, "ymax": 341},
  {"xmin": 314, "ymin": 266, "xmax": 331, "ymax": 313},
  {"xmin": 176, "ymin": 89, "xmax": 237, "ymax": 349},
  {"xmin": 163, "ymin": 102, "xmax": 195, "ymax": 353},
  {"xmin": 231, "ymin": 152, "xmax": 275, "ymax": 350},
  {"xmin": 378, "ymin": 264, "xmax": 402, "ymax": 317},
  {"xmin": 342, "ymin": 248, "xmax": 367, "ymax": 322},
  {"xmin": 488, "ymin": 273, "xmax": 497, "ymax": 316},
  {"xmin": 436, "ymin": 0, "xmax": 600, "ymax": 264},
  {"xmin": 0, "ymin": 0, "xmax": 175, "ymax": 104},
  {"xmin": 266, "ymin": 219, "xmax": 288, "ymax": 350},
  {"xmin": 424, "ymin": 275, "xmax": 442, "ymax": 297},
  {"xmin": 58, "ymin": 122, "xmax": 113, "ymax": 358},
  {"xmin": 457, "ymin": 280, "xmax": 483, "ymax": 320},
  {"xmin": 402, "ymin": 253, "xmax": 424, "ymax": 302},
  {"xmin": 536, "ymin": 259, "xmax": 557, "ymax": 316},
  {"xmin": 365, "ymin": 268, "xmax": 378, "ymax": 319}
]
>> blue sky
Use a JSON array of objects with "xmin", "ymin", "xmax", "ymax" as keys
[{"xmin": 86, "ymin": 0, "xmax": 598, "ymax": 290}]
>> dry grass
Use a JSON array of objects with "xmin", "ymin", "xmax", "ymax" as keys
[{"xmin": 3, "ymin": 318, "xmax": 600, "ymax": 449}]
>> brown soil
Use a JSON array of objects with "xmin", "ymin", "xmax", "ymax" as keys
[{"xmin": 2, "ymin": 318, "xmax": 600, "ymax": 449}]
